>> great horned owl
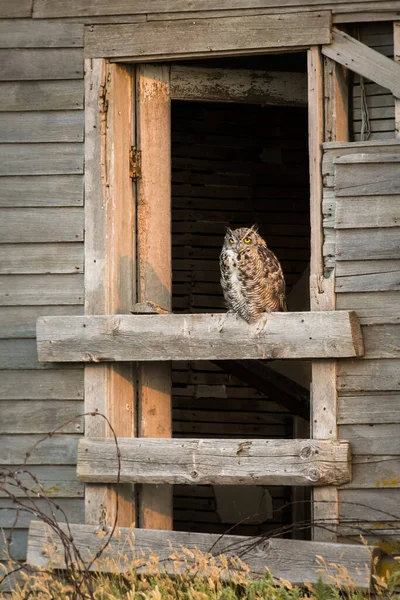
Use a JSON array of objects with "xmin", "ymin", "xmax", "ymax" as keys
[{"xmin": 219, "ymin": 225, "xmax": 287, "ymax": 323}]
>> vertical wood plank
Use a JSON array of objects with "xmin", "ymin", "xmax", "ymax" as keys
[
  {"xmin": 324, "ymin": 57, "xmax": 349, "ymax": 142},
  {"xmin": 394, "ymin": 22, "xmax": 400, "ymax": 138},
  {"xmin": 136, "ymin": 64, "xmax": 172, "ymax": 530},
  {"xmin": 84, "ymin": 59, "xmax": 136, "ymax": 528},
  {"xmin": 308, "ymin": 46, "xmax": 338, "ymax": 543}
]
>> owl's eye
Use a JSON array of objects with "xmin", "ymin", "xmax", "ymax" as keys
[
  {"xmin": 243, "ymin": 237, "xmax": 251, "ymax": 244},
  {"xmin": 229, "ymin": 238, "xmax": 234, "ymax": 244}
]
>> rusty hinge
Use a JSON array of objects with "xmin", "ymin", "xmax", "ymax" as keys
[{"xmin": 129, "ymin": 146, "xmax": 141, "ymax": 181}]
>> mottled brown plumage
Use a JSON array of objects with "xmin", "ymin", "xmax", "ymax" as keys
[{"xmin": 219, "ymin": 226, "xmax": 287, "ymax": 323}]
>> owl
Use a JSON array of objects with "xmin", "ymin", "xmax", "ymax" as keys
[{"xmin": 219, "ymin": 225, "xmax": 287, "ymax": 323}]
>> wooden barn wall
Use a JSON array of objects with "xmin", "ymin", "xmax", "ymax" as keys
[
  {"xmin": 322, "ymin": 139, "xmax": 400, "ymax": 545},
  {"xmin": 0, "ymin": 19, "xmax": 85, "ymax": 563},
  {"xmin": 170, "ymin": 100, "xmax": 310, "ymax": 535},
  {"xmin": 352, "ymin": 22, "xmax": 395, "ymax": 140}
]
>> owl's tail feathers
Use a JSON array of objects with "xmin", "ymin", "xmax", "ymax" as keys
[{"xmin": 281, "ymin": 296, "xmax": 288, "ymax": 312}]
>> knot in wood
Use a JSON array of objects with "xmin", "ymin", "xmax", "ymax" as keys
[
  {"xmin": 307, "ymin": 468, "xmax": 321, "ymax": 482},
  {"xmin": 190, "ymin": 470, "xmax": 199, "ymax": 480},
  {"xmin": 299, "ymin": 445, "xmax": 315, "ymax": 459}
]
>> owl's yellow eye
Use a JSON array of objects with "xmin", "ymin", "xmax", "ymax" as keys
[
  {"xmin": 229, "ymin": 238, "xmax": 234, "ymax": 244},
  {"xmin": 243, "ymin": 237, "xmax": 251, "ymax": 244}
]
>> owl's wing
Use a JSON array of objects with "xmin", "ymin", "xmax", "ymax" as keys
[{"xmin": 257, "ymin": 244, "xmax": 288, "ymax": 311}]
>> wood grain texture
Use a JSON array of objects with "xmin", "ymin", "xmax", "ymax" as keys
[
  {"xmin": 338, "ymin": 394, "xmax": 400, "ymax": 424},
  {"xmin": 170, "ymin": 65, "xmax": 307, "ymax": 106},
  {"xmin": 0, "ymin": 0, "xmax": 32, "ymax": 18},
  {"xmin": 0, "ymin": 400, "xmax": 83, "ymax": 434},
  {"xmin": 0, "ymin": 19, "xmax": 83, "ymax": 48},
  {"xmin": 0, "ymin": 369, "xmax": 83, "ymax": 400},
  {"xmin": 0, "ymin": 208, "xmax": 83, "ymax": 242},
  {"xmin": 0, "ymin": 243, "xmax": 83, "ymax": 274},
  {"xmin": 0, "ymin": 48, "xmax": 83, "ymax": 81},
  {"xmin": 336, "ymin": 228, "xmax": 400, "ymax": 261},
  {"xmin": 0, "ymin": 435, "xmax": 80, "ymax": 464},
  {"xmin": 394, "ymin": 22, "xmax": 400, "ymax": 137},
  {"xmin": 0, "ymin": 305, "xmax": 83, "ymax": 338},
  {"xmin": 0, "ymin": 175, "xmax": 83, "ymax": 207},
  {"xmin": 78, "ymin": 438, "xmax": 351, "ymax": 486},
  {"xmin": 0, "ymin": 465, "xmax": 84, "ymax": 497},
  {"xmin": 335, "ymin": 196, "xmax": 400, "ymax": 229},
  {"xmin": 84, "ymin": 12, "xmax": 331, "ymax": 60},
  {"xmin": 0, "ymin": 80, "xmax": 83, "ymax": 111},
  {"xmin": 340, "ymin": 424, "xmax": 400, "ymax": 455},
  {"xmin": 0, "ymin": 111, "xmax": 84, "ymax": 142},
  {"xmin": 336, "ymin": 261, "xmax": 400, "ymax": 293},
  {"xmin": 340, "ymin": 489, "xmax": 400, "ymax": 521},
  {"xmin": 322, "ymin": 28, "xmax": 400, "ymax": 99},
  {"xmin": 0, "ymin": 274, "xmax": 84, "ymax": 305},
  {"xmin": 341, "ymin": 455, "xmax": 400, "ymax": 489},
  {"xmin": 27, "ymin": 520, "xmax": 378, "ymax": 588},
  {"xmin": 338, "ymin": 359, "xmax": 400, "ymax": 392},
  {"xmin": 0, "ymin": 143, "xmax": 83, "ymax": 175},
  {"xmin": 0, "ymin": 498, "xmax": 83, "ymax": 528},
  {"xmin": 136, "ymin": 64, "xmax": 172, "ymax": 530},
  {"xmin": 335, "ymin": 158, "xmax": 400, "ymax": 197},
  {"xmin": 36, "ymin": 311, "xmax": 365, "ymax": 362},
  {"xmin": 337, "ymin": 291, "xmax": 400, "ymax": 324}
]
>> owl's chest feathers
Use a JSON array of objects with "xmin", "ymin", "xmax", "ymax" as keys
[{"xmin": 221, "ymin": 249, "xmax": 264, "ymax": 318}]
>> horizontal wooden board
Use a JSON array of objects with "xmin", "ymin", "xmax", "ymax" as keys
[
  {"xmin": 26, "ymin": 520, "xmax": 377, "ymax": 589},
  {"xmin": 0, "ymin": 243, "xmax": 83, "ymax": 274},
  {"xmin": 336, "ymin": 228, "xmax": 400, "ymax": 261},
  {"xmin": 0, "ymin": 339, "xmax": 52, "ymax": 369},
  {"xmin": 0, "ymin": 175, "xmax": 83, "ymax": 207},
  {"xmin": 335, "ymin": 159, "xmax": 400, "ymax": 197},
  {"xmin": 0, "ymin": 274, "xmax": 84, "ymax": 305},
  {"xmin": 339, "ymin": 424, "xmax": 400, "ymax": 455},
  {"xmin": 0, "ymin": 143, "xmax": 83, "ymax": 175},
  {"xmin": 0, "ymin": 111, "xmax": 84, "ymax": 142},
  {"xmin": 84, "ymin": 12, "xmax": 331, "ymax": 60},
  {"xmin": 0, "ymin": 80, "xmax": 83, "ymax": 111},
  {"xmin": 341, "ymin": 455, "xmax": 400, "ymax": 489},
  {"xmin": 337, "ymin": 291, "xmax": 400, "ymax": 324},
  {"xmin": 338, "ymin": 359, "xmax": 400, "ymax": 392},
  {"xmin": 362, "ymin": 324, "xmax": 400, "ymax": 359},
  {"xmin": 0, "ymin": 369, "xmax": 83, "ymax": 400},
  {"xmin": 0, "ymin": 434, "xmax": 80, "ymax": 464},
  {"xmin": 338, "ymin": 394, "xmax": 400, "ymax": 424},
  {"xmin": 0, "ymin": 305, "xmax": 83, "ymax": 338},
  {"xmin": 0, "ymin": 19, "xmax": 83, "ymax": 48},
  {"xmin": 170, "ymin": 66, "xmax": 307, "ymax": 106},
  {"xmin": 335, "ymin": 261, "xmax": 400, "ymax": 293},
  {"xmin": 335, "ymin": 196, "xmax": 400, "ymax": 229},
  {"xmin": 0, "ymin": 400, "xmax": 83, "ymax": 434},
  {"xmin": 36, "ymin": 312, "xmax": 364, "ymax": 362},
  {"xmin": 0, "ymin": 208, "xmax": 83, "ymax": 242},
  {"xmin": 0, "ymin": 529, "xmax": 27, "ymax": 561},
  {"xmin": 0, "ymin": 465, "xmax": 84, "ymax": 497},
  {"xmin": 0, "ymin": 498, "xmax": 84, "ymax": 529},
  {"xmin": 0, "ymin": 49, "xmax": 83, "ymax": 81},
  {"xmin": 78, "ymin": 438, "xmax": 350, "ymax": 486},
  {"xmin": 340, "ymin": 489, "xmax": 400, "ymax": 521},
  {"xmin": 322, "ymin": 140, "xmax": 400, "ymax": 177},
  {"xmin": 0, "ymin": 0, "xmax": 32, "ymax": 17}
]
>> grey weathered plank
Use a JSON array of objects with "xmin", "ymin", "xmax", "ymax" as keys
[
  {"xmin": 0, "ymin": 465, "xmax": 84, "ymax": 497},
  {"xmin": 338, "ymin": 394, "xmax": 400, "ymax": 424},
  {"xmin": 341, "ymin": 455, "xmax": 400, "ymax": 489},
  {"xmin": 340, "ymin": 489, "xmax": 400, "ymax": 521},
  {"xmin": 337, "ymin": 291, "xmax": 400, "ymax": 324},
  {"xmin": 323, "ymin": 140, "xmax": 400, "ymax": 178},
  {"xmin": 0, "ymin": 243, "xmax": 83, "ymax": 274},
  {"xmin": 0, "ymin": 369, "xmax": 83, "ymax": 400},
  {"xmin": 0, "ymin": 175, "xmax": 83, "ymax": 207},
  {"xmin": 336, "ymin": 261, "xmax": 400, "ymax": 292},
  {"xmin": 0, "ymin": 208, "xmax": 83, "ymax": 242},
  {"xmin": 0, "ymin": 529, "xmax": 28, "ymax": 561},
  {"xmin": 0, "ymin": 339, "xmax": 58, "ymax": 369},
  {"xmin": 336, "ymin": 228, "xmax": 400, "ymax": 261},
  {"xmin": 26, "ymin": 520, "xmax": 377, "ymax": 589},
  {"xmin": 0, "ymin": 305, "xmax": 83, "ymax": 338},
  {"xmin": 0, "ymin": 0, "xmax": 32, "ymax": 18},
  {"xmin": 0, "ymin": 498, "xmax": 84, "ymax": 528},
  {"xmin": 0, "ymin": 143, "xmax": 83, "ymax": 175},
  {"xmin": 0, "ymin": 81, "xmax": 83, "ymax": 111},
  {"xmin": 322, "ymin": 28, "xmax": 400, "ymax": 99},
  {"xmin": 0, "ymin": 400, "xmax": 83, "ymax": 434},
  {"xmin": 84, "ymin": 12, "xmax": 331, "ymax": 60},
  {"xmin": 78, "ymin": 438, "xmax": 351, "ymax": 486},
  {"xmin": 0, "ymin": 19, "xmax": 83, "ymax": 48},
  {"xmin": 338, "ymin": 359, "xmax": 400, "ymax": 392},
  {"xmin": 36, "ymin": 312, "xmax": 364, "ymax": 362},
  {"xmin": 362, "ymin": 325, "xmax": 400, "ymax": 359},
  {"xmin": 339, "ymin": 424, "xmax": 400, "ymax": 455},
  {"xmin": 0, "ymin": 49, "xmax": 83, "ymax": 81},
  {"xmin": 0, "ymin": 274, "xmax": 84, "ymax": 305},
  {"xmin": 0, "ymin": 435, "xmax": 80, "ymax": 464},
  {"xmin": 335, "ymin": 159, "xmax": 400, "ymax": 197},
  {"xmin": 0, "ymin": 111, "xmax": 84, "ymax": 142},
  {"xmin": 170, "ymin": 66, "xmax": 307, "ymax": 106},
  {"xmin": 335, "ymin": 196, "xmax": 400, "ymax": 228}
]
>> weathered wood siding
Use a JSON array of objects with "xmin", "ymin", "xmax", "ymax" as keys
[
  {"xmin": 0, "ymin": 18, "xmax": 85, "ymax": 562},
  {"xmin": 322, "ymin": 139, "xmax": 400, "ymax": 543}
]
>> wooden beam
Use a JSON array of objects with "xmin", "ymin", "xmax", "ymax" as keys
[
  {"xmin": 84, "ymin": 59, "xmax": 136, "ymax": 528},
  {"xmin": 323, "ymin": 57, "xmax": 349, "ymax": 142},
  {"xmin": 136, "ymin": 65, "xmax": 172, "ymax": 531},
  {"xmin": 169, "ymin": 66, "xmax": 307, "ymax": 106},
  {"xmin": 394, "ymin": 22, "xmax": 400, "ymax": 138},
  {"xmin": 84, "ymin": 12, "xmax": 331, "ymax": 61},
  {"xmin": 322, "ymin": 27, "xmax": 400, "ymax": 99},
  {"xmin": 216, "ymin": 360, "xmax": 310, "ymax": 421},
  {"xmin": 36, "ymin": 311, "xmax": 364, "ymax": 363},
  {"xmin": 26, "ymin": 520, "xmax": 378, "ymax": 589},
  {"xmin": 77, "ymin": 438, "xmax": 351, "ymax": 487}
]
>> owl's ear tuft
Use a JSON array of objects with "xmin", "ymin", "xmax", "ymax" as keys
[
  {"xmin": 226, "ymin": 226, "xmax": 233, "ymax": 237},
  {"xmin": 249, "ymin": 224, "xmax": 259, "ymax": 234}
]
